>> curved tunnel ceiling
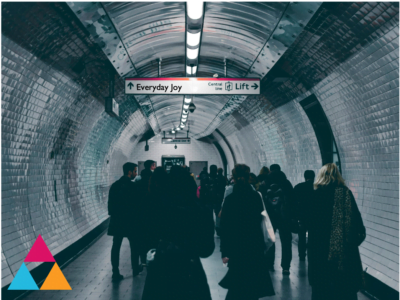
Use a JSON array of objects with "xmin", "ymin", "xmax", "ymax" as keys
[
  {"xmin": 1, "ymin": 1, "xmax": 399, "ymax": 292},
  {"xmin": 67, "ymin": 1, "xmax": 322, "ymax": 137}
]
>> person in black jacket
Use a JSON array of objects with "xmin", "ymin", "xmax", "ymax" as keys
[
  {"xmin": 307, "ymin": 163, "xmax": 366, "ymax": 300},
  {"xmin": 142, "ymin": 166, "xmax": 215, "ymax": 300},
  {"xmin": 260, "ymin": 164, "xmax": 295, "ymax": 275},
  {"xmin": 108, "ymin": 162, "xmax": 144, "ymax": 281},
  {"xmin": 219, "ymin": 164, "xmax": 275, "ymax": 300},
  {"xmin": 293, "ymin": 170, "xmax": 315, "ymax": 261}
]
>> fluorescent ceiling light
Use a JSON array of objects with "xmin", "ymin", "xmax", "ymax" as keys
[
  {"xmin": 187, "ymin": 48, "xmax": 199, "ymax": 60},
  {"xmin": 171, "ymin": 130, "xmax": 175, "ymax": 133},
  {"xmin": 186, "ymin": 66, "xmax": 197, "ymax": 75},
  {"xmin": 182, "ymin": 115, "xmax": 187, "ymax": 120},
  {"xmin": 187, "ymin": 1, "xmax": 203, "ymax": 20},
  {"xmin": 187, "ymin": 32, "xmax": 201, "ymax": 47},
  {"xmin": 184, "ymin": 97, "xmax": 191, "ymax": 104},
  {"xmin": 183, "ymin": 104, "xmax": 189, "ymax": 110},
  {"xmin": 180, "ymin": 124, "xmax": 185, "ymax": 128},
  {"xmin": 176, "ymin": 128, "xmax": 181, "ymax": 131},
  {"xmin": 183, "ymin": 110, "xmax": 188, "ymax": 115}
]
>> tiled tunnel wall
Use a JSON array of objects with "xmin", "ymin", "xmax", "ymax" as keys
[
  {"xmin": 1, "ymin": 1, "xmax": 399, "ymax": 294},
  {"xmin": 1, "ymin": 2, "xmax": 149, "ymax": 286},
  {"xmin": 216, "ymin": 15, "xmax": 399, "ymax": 291}
]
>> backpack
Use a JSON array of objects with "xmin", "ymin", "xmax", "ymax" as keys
[
  {"xmin": 265, "ymin": 183, "xmax": 285, "ymax": 213},
  {"xmin": 200, "ymin": 175, "xmax": 218, "ymax": 204}
]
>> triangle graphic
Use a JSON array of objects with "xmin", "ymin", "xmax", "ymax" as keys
[
  {"xmin": 8, "ymin": 263, "xmax": 39, "ymax": 290},
  {"xmin": 40, "ymin": 263, "xmax": 71, "ymax": 290},
  {"xmin": 24, "ymin": 234, "xmax": 55, "ymax": 262}
]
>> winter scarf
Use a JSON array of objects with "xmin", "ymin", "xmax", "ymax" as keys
[{"xmin": 328, "ymin": 186, "xmax": 352, "ymax": 271}]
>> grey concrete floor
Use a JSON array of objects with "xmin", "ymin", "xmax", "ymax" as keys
[{"xmin": 20, "ymin": 232, "xmax": 370, "ymax": 300}]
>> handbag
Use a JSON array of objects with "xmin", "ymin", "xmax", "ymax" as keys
[{"xmin": 258, "ymin": 192, "xmax": 275, "ymax": 252}]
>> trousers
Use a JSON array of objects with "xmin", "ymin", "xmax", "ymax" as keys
[
  {"xmin": 266, "ymin": 223, "xmax": 292, "ymax": 270},
  {"xmin": 111, "ymin": 236, "xmax": 146, "ymax": 274},
  {"xmin": 298, "ymin": 226, "xmax": 307, "ymax": 258}
]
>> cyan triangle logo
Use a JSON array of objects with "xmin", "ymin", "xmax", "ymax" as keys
[{"xmin": 8, "ymin": 263, "xmax": 39, "ymax": 290}]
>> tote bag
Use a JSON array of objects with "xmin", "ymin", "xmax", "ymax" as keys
[{"xmin": 258, "ymin": 192, "xmax": 275, "ymax": 252}]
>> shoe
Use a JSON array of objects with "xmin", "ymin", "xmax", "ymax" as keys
[
  {"xmin": 112, "ymin": 273, "xmax": 124, "ymax": 281},
  {"xmin": 282, "ymin": 269, "xmax": 290, "ymax": 275},
  {"xmin": 299, "ymin": 257, "xmax": 306, "ymax": 261}
]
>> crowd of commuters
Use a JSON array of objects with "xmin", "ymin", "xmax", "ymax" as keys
[{"xmin": 107, "ymin": 159, "xmax": 366, "ymax": 300}]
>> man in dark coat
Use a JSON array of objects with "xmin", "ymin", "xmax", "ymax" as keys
[
  {"xmin": 108, "ymin": 162, "xmax": 144, "ymax": 281},
  {"xmin": 261, "ymin": 164, "xmax": 295, "ymax": 275},
  {"xmin": 293, "ymin": 170, "xmax": 315, "ymax": 261}
]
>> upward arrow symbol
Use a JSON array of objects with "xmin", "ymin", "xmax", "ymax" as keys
[{"xmin": 127, "ymin": 82, "xmax": 134, "ymax": 89}]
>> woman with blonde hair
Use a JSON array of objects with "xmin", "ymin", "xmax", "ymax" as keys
[{"xmin": 307, "ymin": 163, "xmax": 366, "ymax": 300}]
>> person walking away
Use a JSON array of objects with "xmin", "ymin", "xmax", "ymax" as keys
[
  {"xmin": 215, "ymin": 168, "xmax": 227, "ymax": 235},
  {"xmin": 307, "ymin": 163, "xmax": 366, "ymax": 300},
  {"xmin": 293, "ymin": 170, "xmax": 315, "ymax": 261},
  {"xmin": 142, "ymin": 166, "xmax": 215, "ymax": 300},
  {"xmin": 249, "ymin": 173, "xmax": 259, "ymax": 190},
  {"xmin": 256, "ymin": 166, "xmax": 270, "ymax": 191},
  {"xmin": 219, "ymin": 164, "xmax": 275, "ymax": 300},
  {"xmin": 261, "ymin": 164, "xmax": 295, "ymax": 275},
  {"xmin": 108, "ymin": 162, "xmax": 144, "ymax": 281},
  {"xmin": 135, "ymin": 160, "xmax": 156, "ymax": 182}
]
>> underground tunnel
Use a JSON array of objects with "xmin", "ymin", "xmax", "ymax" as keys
[{"xmin": 1, "ymin": 1, "xmax": 399, "ymax": 300}]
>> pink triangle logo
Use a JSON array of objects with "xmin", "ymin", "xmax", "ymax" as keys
[{"xmin": 24, "ymin": 235, "xmax": 55, "ymax": 262}]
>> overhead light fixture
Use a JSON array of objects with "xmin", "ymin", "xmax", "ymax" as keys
[
  {"xmin": 182, "ymin": 115, "xmax": 188, "ymax": 119},
  {"xmin": 187, "ymin": 48, "xmax": 199, "ymax": 60},
  {"xmin": 184, "ymin": 97, "xmax": 191, "ymax": 104},
  {"xmin": 187, "ymin": 1, "xmax": 204, "ymax": 20},
  {"xmin": 171, "ymin": 130, "xmax": 175, "ymax": 134},
  {"xmin": 176, "ymin": 128, "xmax": 181, "ymax": 131},
  {"xmin": 183, "ymin": 110, "xmax": 188, "ymax": 115},
  {"xmin": 180, "ymin": 124, "xmax": 185, "ymax": 128},
  {"xmin": 186, "ymin": 66, "xmax": 197, "ymax": 75},
  {"xmin": 183, "ymin": 104, "xmax": 189, "ymax": 110},
  {"xmin": 187, "ymin": 32, "xmax": 201, "ymax": 47}
]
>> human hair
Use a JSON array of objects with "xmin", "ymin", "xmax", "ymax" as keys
[
  {"xmin": 270, "ymin": 164, "xmax": 281, "ymax": 172},
  {"xmin": 259, "ymin": 166, "xmax": 270, "ymax": 176},
  {"xmin": 304, "ymin": 170, "xmax": 315, "ymax": 180},
  {"xmin": 149, "ymin": 167, "xmax": 168, "ymax": 193},
  {"xmin": 123, "ymin": 162, "xmax": 137, "ymax": 175},
  {"xmin": 314, "ymin": 163, "xmax": 345, "ymax": 189},
  {"xmin": 210, "ymin": 165, "xmax": 217, "ymax": 174},
  {"xmin": 232, "ymin": 164, "xmax": 250, "ymax": 185},
  {"xmin": 249, "ymin": 173, "xmax": 258, "ymax": 185},
  {"xmin": 144, "ymin": 160, "xmax": 155, "ymax": 169},
  {"xmin": 217, "ymin": 168, "xmax": 223, "ymax": 176}
]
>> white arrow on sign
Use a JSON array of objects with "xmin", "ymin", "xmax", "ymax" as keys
[{"xmin": 125, "ymin": 78, "xmax": 260, "ymax": 95}]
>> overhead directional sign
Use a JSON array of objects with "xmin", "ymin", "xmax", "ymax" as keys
[
  {"xmin": 162, "ymin": 138, "xmax": 191, "ymax": 144},
  {"xmin": 125, "ymin": 78, "xmax": 260, "ymax": 95}
]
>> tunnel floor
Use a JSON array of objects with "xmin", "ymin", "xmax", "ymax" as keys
[{"xmin": 21, "ymin": 232, "xmax": 371, "ymax": 300}]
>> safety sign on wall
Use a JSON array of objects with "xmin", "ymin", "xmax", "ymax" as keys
[{"xmin": 125, "ymin": 78, "xmax": 260, "ymax": 95}]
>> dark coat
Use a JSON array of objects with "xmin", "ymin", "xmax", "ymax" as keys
[
  {"xmin": 219, "ymin": 183, "xmax": 275, "ymax": 298},
  {"xmin": 260, "ymin": 170, "xmax": 294, "ymax": 229},
  {"xmin": 142, "ymin": 190, "xmax": 215, "ymax": 300},
  {"xmin": 107, "ymin": 176, "xmax": 143, "ymax": 237},
  {"xmin": 293, "ymin": 180, "xmax": 314, "ymax": 224},
  {"xmin": 307, "ymin": 183, "xmax": 365, "ymax": 292}
]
